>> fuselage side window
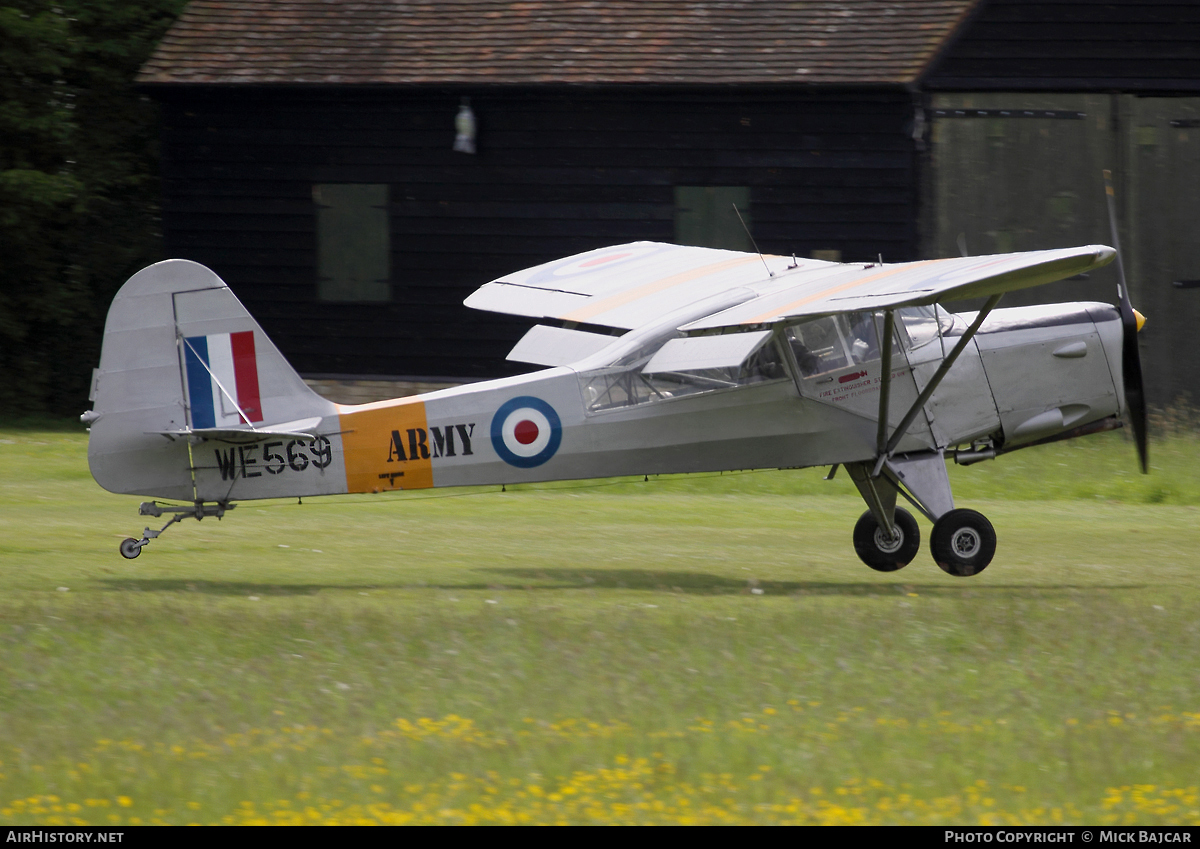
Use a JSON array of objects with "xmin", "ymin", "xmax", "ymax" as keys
[
  {"xmin": 897, "ymin": 305, "xmax": 957, "ymax": 351},
  {"xmin": 581, "ymin": 334, "xmax": 788, "ymax": 413}
]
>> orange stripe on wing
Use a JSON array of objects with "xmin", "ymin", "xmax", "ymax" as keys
[
  {"xmin": 562, "ymin": 255, "xmax": 763, "ymax": 323},
  {"xmin": 741, "ymin": 260, "xmax": 943, "ymax": 325}
]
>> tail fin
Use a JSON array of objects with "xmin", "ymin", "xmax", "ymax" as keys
[{"xmin": 86, "ymin": 260, "xmax": 335, "ymax": 499}]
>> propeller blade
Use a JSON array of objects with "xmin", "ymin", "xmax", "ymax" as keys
[{"xmin": 1103, "ymin": 170, "xmax": 1149, "ymax": 473}]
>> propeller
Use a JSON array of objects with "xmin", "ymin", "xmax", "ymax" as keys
[{"xmin": 1103, "ymin": 169, "xmax": 1149, "ymax": 473}]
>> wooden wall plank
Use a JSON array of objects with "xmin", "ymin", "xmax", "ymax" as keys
[{"xmin": 158, "ymin": 86, "xmax": 920, "ymax": 378}]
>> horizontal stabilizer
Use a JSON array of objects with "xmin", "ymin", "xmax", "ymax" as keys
[
  {"xmin": 507, "ymin": 324, "xmax": 620, "ymax": 366},
  {"xmin": 643, "ymin": 330, "xmax": 773, "ymax": 374},
  {"xmin": 155, "ymin": 416, "xmax": 325, "ymax": 443}
]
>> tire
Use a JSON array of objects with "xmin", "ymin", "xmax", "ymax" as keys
[
  {"xmin": 930, "ymin": 509, "xmax": 996, "ymax": 577},
  {"xmin": 853, "ymin": 507, "xmax": 920, "ymax": 572},
  {"xmin": 119, "ymin": 538, "xmax": 142, "ymax": 559}
]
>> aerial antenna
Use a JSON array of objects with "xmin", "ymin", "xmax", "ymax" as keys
[{"xmin": 732, "ymin": 204, "xmax": 773, "ymax": 277}]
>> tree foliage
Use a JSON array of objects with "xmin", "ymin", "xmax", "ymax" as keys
[{"xmin": 0, "ymin": 0, "xmax": 187, "ymax": 415}]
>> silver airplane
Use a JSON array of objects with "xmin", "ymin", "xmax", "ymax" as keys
[{"xmin": 84, "ymin": 226, "xmax": 1147, "ymax": 577}]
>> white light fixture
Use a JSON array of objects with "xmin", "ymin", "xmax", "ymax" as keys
[{"xmin": 453, "ymin": 97, "xmax": 476, "ymax": 154}]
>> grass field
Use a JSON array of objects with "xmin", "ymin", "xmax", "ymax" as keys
[{"xmin": 1, "ymin": 425, "xmax": 1198, "ymax": 825}]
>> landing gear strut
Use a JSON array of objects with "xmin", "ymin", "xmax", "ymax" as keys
[{"xmin": 119, "ymin": 501, "xmax": 233, "ymax": 559}]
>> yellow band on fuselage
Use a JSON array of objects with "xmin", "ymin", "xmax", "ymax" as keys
[{"xmin": 339, "ymin": 399, "xmax": 434, "ymax": 493}]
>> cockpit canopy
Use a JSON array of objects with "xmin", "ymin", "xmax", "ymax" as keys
[{"xmin": 567, "ymin": 305, "xmax": 963, "ymax": 413}]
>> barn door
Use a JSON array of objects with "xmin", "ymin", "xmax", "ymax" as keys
[
  {"xmin": 1125, "ymin": 97, "xmax": 1200, "ymax": 406},
  {"xmin": 928, "ymin": 92, "xmax": 1200, "ymax": 406},
  {"xmin": 927, "ymin": 93, "xmax": 1120, "ymax": 307}
]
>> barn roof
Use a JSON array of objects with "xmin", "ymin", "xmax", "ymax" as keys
[{"xmin": 137, "ymin": 0, "xmax": 981, "ymax": 87}]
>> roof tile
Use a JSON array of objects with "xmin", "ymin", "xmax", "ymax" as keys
[{"xmin": 139, "ymin": 0, "xmax": 980, "ymax": 85}]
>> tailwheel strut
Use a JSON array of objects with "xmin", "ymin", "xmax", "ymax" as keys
[{"xmin": 119, "ymin": 501, "xmax": 234, "ymax": 559}]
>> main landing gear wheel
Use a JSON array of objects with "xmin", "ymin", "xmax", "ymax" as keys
[
  {"xmin": 930, "ymin": 509, "xmax": 996, "ymax": 577},
  {"xmin": 853, "ymin": 507, "xmax": 920, "ymax": 572},
  {"xmin": 119, "ymin": 538, "xmax": 143, "ymax": 560}
]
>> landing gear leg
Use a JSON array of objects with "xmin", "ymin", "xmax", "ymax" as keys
[
  {"xmin": 930, "ymin": 508, "xmax": 996, "ymax": 576},
  {"xmin": 118, "ymin": 501, "xmax": 233, "ymax": 559}
]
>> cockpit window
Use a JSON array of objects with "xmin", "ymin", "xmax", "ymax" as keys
[
  {"xmin": 897, "ymin": 305, "xmax": 956, "ymax": 350},
  {"xmin": 786, "ymin": 312, "xmax": 897, "ymax": 378},
  {"xmin": 581, "ymin": 331, "xmax": 788, "ymax": 412}
]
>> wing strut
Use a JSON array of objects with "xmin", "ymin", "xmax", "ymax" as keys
[
  {"xmin": 874, "ymin": 310, "xmax": 896, "ymax": 458},
  {"xmin": 872, "ymin": 294, "xmax": 1003, "ymax": 476}
]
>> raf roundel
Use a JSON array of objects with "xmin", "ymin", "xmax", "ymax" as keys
[
  {"xmin": 491, "ymin": 396, "xmax": 563, "ymax": 468},
  {"xmin": 524, "ymin": 242, "xmax": 669, "ymax": 287}
]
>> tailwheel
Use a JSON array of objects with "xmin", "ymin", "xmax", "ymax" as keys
[
  {"xmin": 853, "ymin": 507, "xmax": 920, "ymax": 572},
  {"xmin": 119, "ymin": 538, "xmax": 143, "ymax": 559},
  {"xmin": 930, "ymin": 509, "xmax": 996, "ymax": 577}
]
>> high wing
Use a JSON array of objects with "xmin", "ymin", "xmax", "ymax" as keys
[
  {"xmin": 464, "ymin": 242, "xmax": 805, "ymax": 330},
  {"xmin": 682, "ymin": 245, "xmax": 1115, "ymax": 331},
  {"xmin": 465, "ymin": 241, "xmax": 1116, "ymax": 333}
]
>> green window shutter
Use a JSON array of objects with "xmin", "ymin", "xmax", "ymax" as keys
[
  {"xmin": 314, "ymin": 184, "xmax": 390, "ymax": 302},
  {"xmin": 674, "ymin": 186, "xmax": 754, "ymax": 251}
]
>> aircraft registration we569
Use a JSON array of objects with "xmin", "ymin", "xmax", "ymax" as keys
[{"xmin": 83, "ymin": 229, "xmax": 1148, "ymax": 576}]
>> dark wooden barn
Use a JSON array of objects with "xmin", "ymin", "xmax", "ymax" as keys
[
  {"xmin": 137, "ymin": 0, "xmax": 975, "ymax": 385},
  {"xmin": 139, "ymin": 0, "xmax": 1200, "ymax": 406}
]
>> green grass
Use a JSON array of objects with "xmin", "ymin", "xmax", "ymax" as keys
[{"xmin": 1, "ymin": 428, "xmax": 1199, "ymax": 824}]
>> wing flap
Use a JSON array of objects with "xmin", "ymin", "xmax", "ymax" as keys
[
  {"xmin": 642, "ymin": 330, "xmax": 773, "ymax": 374},
  {"xmin": 506, "ymin": 324, "xmax": 620, "ymax": 367}
]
